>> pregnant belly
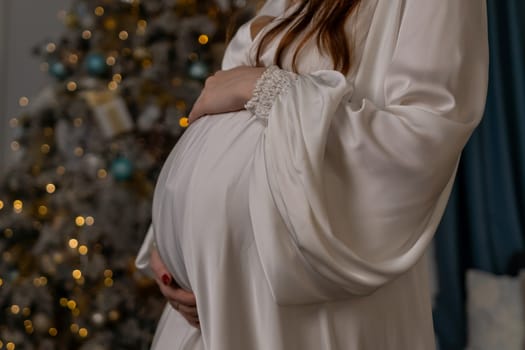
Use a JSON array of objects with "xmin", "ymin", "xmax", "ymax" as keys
[{"xmin": 152, "ymin": 110, "xmax": 265, "ymax": 290}]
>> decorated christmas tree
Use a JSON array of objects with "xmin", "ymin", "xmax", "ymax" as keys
[{"xmin": 0, "ymin": 0, "xmax": 255, "ymax": 348}]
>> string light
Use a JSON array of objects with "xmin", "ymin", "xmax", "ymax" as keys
[
  {"xmin": 60, "ymin": 298, "xmax": 68, "ymax": 307},
  {"xmin": 85, "ymin": 216, "xmax": 95, "ymax": 226},
  {"xmin": 179, "ymin": 117, "xmax": 189, "ymax": 128},
  {"xmin": 75, "ymin": 216, "xmax": 85, "ymax": 226},
  {"xmin": 13, "ymin": 200, "xmax": 23, "ymax": 213},
  {"xmin": 118, "ymin": 31, "xmax": 129, "ymax": 40},
  {"xmin": 78, "ymin": 245, "xmax": 88, "ymax": 255},
  {"xmin": 108, "ymin": 310, "xmax": 120, "ymax": 321},
  {"xmin": 57, "ymin": 166, "xmax": 66, "ymax": 175},
  {"xmin": 6, "ymin": 342, "xmax": 15, "ymax": 350},
  {"xmin": 22, "ymin": 307, "xmax": 31, "ymax": 317},
  {"xmin": 104, "ymin": 277, "xmax": 114, "ymax": 287},
  {"xmin": 46, "ymin": 42, "xmax": 56, "ymax": 53},
  {"xmin": 78, "ymin": 328, "xmax": 88, "ymax": 338},
  {"xmin": 198, "ymin": 34, "xmax": 209, "ymax": 45},
  {"xmin": 72, "ymin": 270, "xmax": 82, "ymax": 280},
  {"xmin": 70, "ymin": 323, "xmax": 79, "ymax": 333},
  {"xmin": 10, "ymin": 141, "xmax": 20, "ymax": 151},
  {"xmin": 43, "ymin": 127, "xmax": 54, "ymax": 136},
  {"xmin": 10, "ymin": 305, "xmax": 20, "ymax": 314},
  {"xmin": 0, "ymin": 278, "xmax": 3, "ymax": 287},
  {"xmin": 0, "ymin": 200, "xmax": 4, "ymax": 210},
  {"xmin": 4, "ymin": 228, "xmax": 13, "ymax": 238},
  {"xmin": 113, "ymin": 73, "xmax": 122, "ymax": 82},
  {"xmin": 46, "ymin": 183, "xmax": 56, "ymax": 194},
  {"xmin": 49, "ymin": 328, "xmax": 58, "ymax": 337},
  {"xmin": 106, "ymin": 56, "xmax": 116, "ymax": 66},
  {"xmin": 82, "ymin": 30, "xmax": 92, "ymax": 40},
  {"xmin": 69, "ymin": 239, "xmax": 79, "ymax": 249},
  {"xmin": 18, "ymin": 97, "xmax": 29, "ymax": 107},
  {"xmin": 104, "ymin": 269, "xmax": 113, "ymax": 278},
  {"xmin": 97, "ymin": 169, "xmax": 108, "ymax": 179},
  {"xmin": 72, "ymin": 308, "xmax": 81, "ymax": 316},
  {"xmin": 66, "ymin": 81, "xmax": 78, "ymax": 92},
  {"xmin": 38, "ymin": 205, "xmax": 48, "ymax": 216},
  {"xmin": 108, "ymin": 81, "xmax": 118, "ymax": 90},
  {"xmin": 40, "ymin": 144, "xmax": 51, "ymax": 154},
  {"xmin": 74, "ymin": 117, "xmax": 83, "ymax": 127},
  {"xmin": 9, "ymin": 118, "xmax": 18, "ymax": 127},
  {"xmin": 94, "ymin": 6, "xmax": 105, "ymax": 16},
  {"xmin": 74, "ymin": 147, "xmax": 84, "ymax": 157},
  {"xmin": 68, "ymin": 54, "xmax": 79, "ymax": 64},
  {"xmin": 67, "ymin": 300, "xmax": 77, "ymax": 310}
]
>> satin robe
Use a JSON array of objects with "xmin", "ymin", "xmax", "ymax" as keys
[{"xmin": 136, "ymin": 0, "xmax": 489, "ymax": 348}]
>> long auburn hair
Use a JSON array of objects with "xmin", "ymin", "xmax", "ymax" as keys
[{"xmin": 255, "ymin": 0, "xmax": 362, "ymax": 75}]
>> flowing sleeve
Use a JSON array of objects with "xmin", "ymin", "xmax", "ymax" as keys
[
  {"xmin": 135, "ymin": 225, "xmax": 155, "ymax": 278},
  {"xmin": 248, "ymin": 0, "xmax": 489, "ymax": 304}
]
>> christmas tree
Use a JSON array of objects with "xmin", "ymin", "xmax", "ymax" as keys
[{"xmin": 0, "ymin": 0, "xmax": 255, "ymax": 348}]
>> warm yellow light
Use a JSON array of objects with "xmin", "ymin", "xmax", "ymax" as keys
[
  {"xmin": 97, "ymin": 169, "xmax": 108, "ymax": 179},
  {"xmin": 0, "ymin": 200, "xmax": 4, "ymax": 210},
  {"xmin": 108, "ymin": 81, "xmax": 118, "ymax": 91},
  {"xmin": 4, "ymin": 228, "xmax": 13, "ymax": 238},
  {"xmin": 6, "ymin": 342, "xmax": 15, "ymax": 350},
  {"xmin": 69, "ymin": 238, "xmax": 79, "ymax": 249},
  {"xmin": 33, "ymin": 278, "xmax": 42, "ymax": 287},
  {"xmin": 78, "ymin": 245, "xmax": 88, "ymax": 255},
  {"xmin": 82, "ymin": 30, "xmax": 92, "ymax": 40},
  {"xmin": 78, "ymin": 328, "xmax": 88, "ymax": 338},
  {"xmin": 22, "ymin": 307, "xmax": 31, "ymax": 316},
  {"xmin": 142, "ymin": 58, "xmax": 152, "ymax": 69},
  {"xmin": 46, "ymin": 43, "xmax": 56, "ymax": 53},
  {"xmin": 104, "ymin": 278, "xmax": 114, "ymax": 287},
  {"xmin": 0, "ymin": 278, "xmax": 3, "ymax": 286},
  {"xmin": 39, "ymin": 277, "xmax": 48, "ymax": 286},
  {"xmin": 118, "ymin": 31, "xmax": 129, "ymax": 40},
  {"xmin": 18, "ymin": 96, "xmax": 29, "ymax": 107},
  {"xmin": 94, "ymin": 6, "xmax": 105, "ymax": 16},
  {"xmin": 108, "ymin": 310, "xmax": 120, "ymax": 321},
  {"xmin": 70, "ymin": 323, "xmax": 79, "ymax": 333},
  {"xmin": 72, "ymin": 308, "xmax": 81, "ymax": 316},
  {"xmin": 104, "ymin": 18, "xmax": 117, "ymax": 30},
  {"xmin": 113, "ymin": 74, "xmax": 122, "ymax": 83},
  {"xmin": 49, "ymin": 328, "xmax": 58, "ymax": 337},
  {"xmin": 66, "ymin": 81, "xmax": 77, "ymax": 92},
  {"xmin": 10, "ymin": 141, "xmax": 20, "ymax": 151},
  {"xmin": 13, "ymin": 200, "xmax": 23, "ymax": 210},
  {"xmin": 106, "ymin": 56, "xmax": 116, "ymax": 66},
  {"xmin": 198, "ymin": 34, "xmax": 209, "ymax": 45},
  {"xmin": 9, "ymin": 118, "xmax": 18, "ymax": 128},
  {"xmin": 74, "ymin": 147, "xmax": 84, "ymax": 157},
  {"xmin": 38, "ymin": 205, "xmax": 48, "ymax": 216},
  {"xmin": 46, "ymin": 184, "xmax": 56, "ymax": 194},
  {"xmin": 104, "ymin": 269, "xmax": 113, "ymax": 278},
  {"xmin": 179, "ymin": 117, "xmax": 189, "ymax": 128},
  {"xmin": 60, "ymin": 298, "xmax": 68, "ymax": 307},
  {"xmin": 75, "ymin": 216, "xmax": 85, "ymax": 226},
  {"xmin": 137, "ymin": 19, "xmax": 147, "ymax": 29},
  {"xmin": 68, "ymin": 54, "xmax": 79, "ymax": 64},
  {"xmin": 85, "ymin": 216, "xmax": 95, "ymax": 226},
  {"xmin": 57, "ymin": 166, "xmax": 66, "ymax": 175},
  {"xmin": 73, "ymin": 118, "xmax": 83, "ymax": 127},
  {"xmin": 25, "ymin": 325, "xmax": 34, "ymax": 334},
  {"xmin": 40, "ymin": 144, "xmax": 51, "ymax": 154},
  {"xmin": 24, "ymin": 320, "xmax": 32, "ymax": 327},
  {"xmin": 10, "ymin": 305, "xmax": 20, "ymax": 314},
  {"xmin": 72, "ymin": 270, "xmax": 82, "ymax": 280},
  {"xmin": 67, "ymin": 300, "xmax": 77, "ymax": 310}
]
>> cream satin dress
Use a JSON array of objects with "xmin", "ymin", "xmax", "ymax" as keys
[{"xmin": 136, "ymin": 0, "xmax": 489, "ymax": 348}]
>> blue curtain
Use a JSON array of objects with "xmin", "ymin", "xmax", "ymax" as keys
[{"xmin": 432, "ymin": 0, "xmax": 525, "ymax": 349}]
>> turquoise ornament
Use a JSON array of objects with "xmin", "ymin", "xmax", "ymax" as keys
[{"xmin": 110, "ymin": 157, "xmax": 134, "ymax": 181}]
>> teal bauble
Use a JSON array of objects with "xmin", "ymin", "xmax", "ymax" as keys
[
  {"xmin": 85, "ymin": 53, "xmax": 108, "ymax": 76},
  {"xmin": 49, "ymin": 61, "xmax": 69, "ymax": 80},
  {"xmin": 188, "ymin": 61, "xmax": 209, "ymax": 80},
  {"xmin": 110, "ymin": 157, "xmax": 134, "ymax": 181}
]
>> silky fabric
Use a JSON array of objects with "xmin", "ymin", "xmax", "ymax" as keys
[{"xmin": 136, "ymin": 0, "xmax": 489, "ymax": 348}]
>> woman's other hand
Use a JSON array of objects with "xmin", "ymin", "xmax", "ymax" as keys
[
  {"xmin": 188, "ymin": 66, "xmax": 266, "ymax": 124},
  {"xmin": 150, "ymin": 247, "xmax": 200, "ymax": 329}
]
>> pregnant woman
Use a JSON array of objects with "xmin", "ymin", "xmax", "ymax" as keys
[{"xmin": 136, "ymin": 0, "xmax": 488, "ymax": 348}]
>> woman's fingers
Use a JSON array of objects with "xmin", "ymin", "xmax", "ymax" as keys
[{"xmin": 159, "ymin": 283, "xmax": 197, "ymax": 306}]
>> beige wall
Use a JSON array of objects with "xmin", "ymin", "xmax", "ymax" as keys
[{"xmin": 0, "ymin": 0, "xmax": 71, "ymax": 174}]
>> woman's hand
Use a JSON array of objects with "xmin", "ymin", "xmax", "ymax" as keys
[
  {"xmin": 188, "ymin": 66, "xmax": 266, "ymax": 124},
  {"xmin": 150, "ymin": 247, "xmax": 200, "ymax": 329}
]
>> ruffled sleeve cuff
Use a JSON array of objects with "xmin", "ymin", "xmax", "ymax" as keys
[{"xmin": 245, "ymin": 65, "xmax": 297, "ymax": 120}]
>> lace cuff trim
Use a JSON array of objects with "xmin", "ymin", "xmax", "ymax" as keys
[{"xmin": 245, "ymin": 65, "xmax": 297, "ymax": 120}]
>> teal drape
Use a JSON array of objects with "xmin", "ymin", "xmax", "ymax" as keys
[{"xmin": 432, "ymin": 0, "xmax": 525, "ymax": 349}]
